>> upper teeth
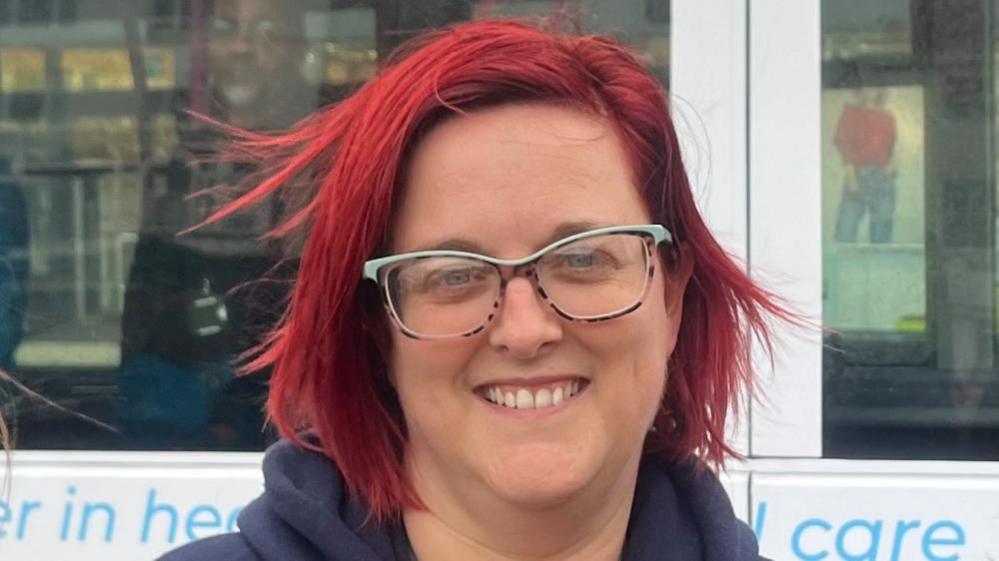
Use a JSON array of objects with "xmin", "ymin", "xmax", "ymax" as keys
[{"xmin": 483, "ymin": 381, "xmax": 582, "ymax": 410}]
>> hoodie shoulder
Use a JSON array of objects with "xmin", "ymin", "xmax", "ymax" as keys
[
  {"xmin": 157, "ymin": 532, "xmax": 260, "ymax": 561},
  {"xmin": 649, "ymin": 457, "xmax": 765, "ymax": 561}
]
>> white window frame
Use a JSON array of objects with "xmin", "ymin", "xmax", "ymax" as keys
[
  {"xmin": 673, "ymin": 0, "xmax": 823, "ymax": 458},
  {"xmin": 746, "ymin": 0, "xmax": 823, "ymax": 457},
  {"xmin": 671, "ymin": 0, "xmax": 751, "ymax": 455}
]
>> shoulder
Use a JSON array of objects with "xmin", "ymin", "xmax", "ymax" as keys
[
  {"xmin": 643, "ymin": 456, "xmax": 768, "ymax": 561},
  {"xmin": 156, "ymin": 532, "xmax": 259, "ymax": 561}
]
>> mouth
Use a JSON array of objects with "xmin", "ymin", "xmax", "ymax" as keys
[
  {"xmin": 219, "ymin": 83, "xmax": 261, "ymax": 106},
  {"xmin": 474, "ymin": 377, "xmax": 590, "ymax": 412}
]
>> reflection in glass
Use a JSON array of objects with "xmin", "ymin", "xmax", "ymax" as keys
[
  {"xmin": 0, "ymin": 0, "xmax": 670, "ymax": 452},
  {"xmin": 823, "ymin": 85, "xmax": 926, "ymax": 331},
  {"xmin": 0, "ymin": 48, "xmax": 46, "ymax": 92},
  {"xmin": 822, "ymin": 0, "xmax": 999, "ymax": 460}
]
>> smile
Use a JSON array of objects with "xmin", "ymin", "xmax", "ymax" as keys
[{"xmin": 477, "ymin": 378, "xmax": 590, "ymax": 410}]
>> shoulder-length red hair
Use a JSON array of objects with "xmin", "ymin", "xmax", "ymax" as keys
[{"xmin": 211, "ymin": 19, "xmax": 791, "ymax": 522}]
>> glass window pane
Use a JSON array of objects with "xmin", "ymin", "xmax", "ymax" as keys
[
  {"xmin": 0, "ymin": 0, "xmax": 670, "ymax": 451},
  {"xmin": 822, "ymin": 0, "xmax": 999, "ymax": 460}
]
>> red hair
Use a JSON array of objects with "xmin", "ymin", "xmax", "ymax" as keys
[{"xmin": 209, "ymin": 19, "xmax": 792, "ymax": 521}]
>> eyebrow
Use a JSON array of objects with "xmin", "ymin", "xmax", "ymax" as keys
[{"xmin": 415, "ymin": 220, "xmax": 606, "ymax": 254}]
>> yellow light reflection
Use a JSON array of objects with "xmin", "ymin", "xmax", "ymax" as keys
[
  {"xmin": 0, "ymin": 48, "xmax": 46, "ymax": 92},
  {"xmin": 61, "ymin": 48, "xmax": 176, "ymax": 92}
]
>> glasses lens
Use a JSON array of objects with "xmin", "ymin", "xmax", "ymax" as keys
[
  {"xmin": 537, "ymin": 233, "xmax": 651, "ymax": 319},
  {"xmin": 385, "ymin": 257, "xmax": 500, "ymax": 337}
]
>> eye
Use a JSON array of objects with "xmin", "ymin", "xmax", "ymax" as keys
[
  {"xmin": 438, "ymin": 268, "xmax": 473, "ymax": 286},
  {"xmin": 428, "ymin": 264, "xmax": 495, "ymax": 289},
  {"xmin": 415, "ymin": 264, "xmax": 496, "ymax": 303},
  {"xmin": 540, "ymin": 244, "xmax": 622, "ymax": 285},
  {"xmin": 564, "ymin": 252, "xmax": 596, "ymax": 268},
  {"xmin": 207, "ymin": 17, "xmax": 236, "ymax": 36},
  {"xmin": 551, "ymin": 249, "xmax": 613, "ymax": 270},
  {"xmin": 253, "ymin": 19, "xmax": 280, "ymax": 39}
]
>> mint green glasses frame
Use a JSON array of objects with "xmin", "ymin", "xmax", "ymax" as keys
[{"xmin": 362, "ymin": 224, "xmax": 673, "ymax": 340}]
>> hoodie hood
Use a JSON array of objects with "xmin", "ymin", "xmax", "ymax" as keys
[
  {"xmin": 236, "ymin": 438, "xmax": 410, "ymax": 561},
  {"xmin": 232, "ymin": 439, "xmax": 763, "ymax": 561}
]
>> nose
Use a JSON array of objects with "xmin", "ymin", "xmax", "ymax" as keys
[
  {"xmin": 219, "ymin": 21, "xmax": 255, "ymax": 54},
  {"xmin": 230, "ymin": 29, "xmax": 254, "ymax": 53},
  {"xmin": 487, "ymin": 276, "xmax": 563, "ymax": 359}
]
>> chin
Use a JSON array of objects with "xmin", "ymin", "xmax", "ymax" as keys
[
  {"xmin": 219, "ymin": 83, "xmax": 264, "ymax": 107},
  {"xmin": 483, "ymin": 444, "xmax": 602, "ymax": 509}
]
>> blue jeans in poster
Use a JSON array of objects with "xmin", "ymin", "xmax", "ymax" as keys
[{"xmin": 834, "ymin": 166, "xmax": 896, "ymax": 243}]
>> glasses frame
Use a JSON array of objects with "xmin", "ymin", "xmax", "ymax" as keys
[{"xmin": 362, "ymin": 224, "xmax": 672, "ymax": 340}]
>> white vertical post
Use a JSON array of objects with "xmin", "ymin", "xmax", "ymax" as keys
[
  {"xmin": 671, "ymin": 0, "xmax": 749, "ymax": 454},
  {"xmin": 748, "ymin": 0, "xmax": 823, "ymax": 457}
]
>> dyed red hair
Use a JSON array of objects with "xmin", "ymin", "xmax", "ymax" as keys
[{"xmin": 209, "ymin": 19, "xmax": 791, "ymax": 521}]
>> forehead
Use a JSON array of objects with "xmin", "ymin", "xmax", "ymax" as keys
[{"xmin": 392, "ymin": 103, "xmax": 649, "ymax": 255}]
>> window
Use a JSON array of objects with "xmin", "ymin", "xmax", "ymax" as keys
[
  {"xmin": 822, "ymin": 0, "xmax": 999, "ymax": 460},
  {"xmin": 0, "ymin": 0, "xmax": 670, "ymax": 451}
]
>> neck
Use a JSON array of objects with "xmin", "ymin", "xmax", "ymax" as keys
[{"xmin": 402, "ymin": 454, "xmax": 641, "ymax": 561}]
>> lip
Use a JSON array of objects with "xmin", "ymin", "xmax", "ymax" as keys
[
  {"xmin": 473, "ymin": 374, "xmax": 588, "ymax": 391},
  {"xmin": 474, "ymin": 376, "xmax": 590, "ymax": 419}
]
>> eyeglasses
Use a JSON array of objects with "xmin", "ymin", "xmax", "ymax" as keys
[
  {"xmin": 205, "ymin": 17, "xmax": 296, "ymax": 43},
  {"xmin": 362, "ymin": 224, "xmax": 672, "ymax": 340}
]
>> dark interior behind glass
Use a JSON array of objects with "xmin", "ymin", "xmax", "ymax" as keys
[
  {"xmin": 822, "ymin": 0, "xmax": 999, "ymax": 460},
  {"xmin": 0, "ymin": 0, "xmax": 670, "ymax": 451}
]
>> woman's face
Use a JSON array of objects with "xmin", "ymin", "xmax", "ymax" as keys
[
  {"xmin": 206, "ymin": 0, "xmax": 303, "ymax": 110},
  {"xmin": 389, "ymin": 103, "xmax": 689, "ymax": 511}
]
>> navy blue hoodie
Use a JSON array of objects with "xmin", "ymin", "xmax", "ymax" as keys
[{"xmin": 159, "ymin": 439, "xmax": 768, "ymax": 560}]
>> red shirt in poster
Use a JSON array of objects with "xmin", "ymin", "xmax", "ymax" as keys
[{"xmin": 834, "ymin": 104, "xmax": 896, "ymax": 167}]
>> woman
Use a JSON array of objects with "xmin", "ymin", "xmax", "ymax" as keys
[
  {"xmin": 117, "ymin": 0, "xmax": 318, "ymax": 449},
  {"xmin": 161, "ymin": 19, "xmax": 786, "ymax": 561}
]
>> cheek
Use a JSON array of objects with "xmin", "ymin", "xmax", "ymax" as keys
[
  {"xmin": 592, "ymin": 276, "xmax": 673, "ymax": 417},
  {"xmin": 624, "ymin": 273, "xmax": 673, "ymax": 361},
  {"xmin": 628, "ymin": 310, "xmax": 672, "ymax": 429},
  {"xmin": 255, "ymin": 47, "xmax": 284, "ymax": 68},
  {"xmin": 629, "ymin": 303, "xmax": 671, "ymax": 403},
  {"xmin": 206, "ymin": 46, "xmax": 229, "ymax": 65},
  {"xmin": 388, "ymin": 335, "xmax": 480, "ymax": 413}
]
